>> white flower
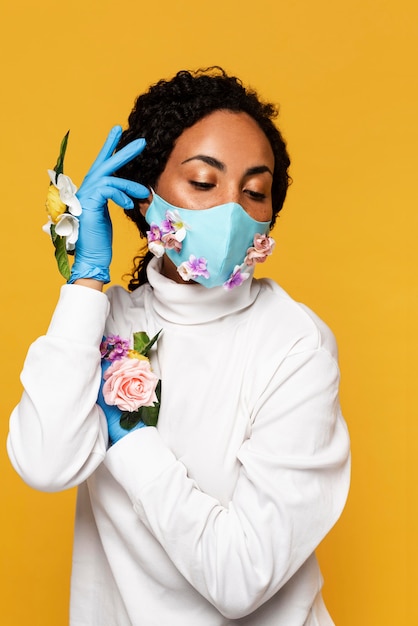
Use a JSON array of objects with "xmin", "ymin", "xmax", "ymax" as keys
[
  {"xmin": 166, "ymin": 209, "xmax": 188, "ymax": 242},
  {"xmin": 55, "ymin": 213, "xmax": 80, "ymax": 250},
  {"xmin": 48, "ymin": 169, "xmax": 82, "ymax": 216},
  {"xmin": 177, "ymin": 261, "xmax": 194, "ymax": 281},
  {"xmin": 42, "ymin": 218, "xmax": 52, "ymax": 234},
  {"xmin": 42, "ymin": 213, "xmax": 80, "ymax": 251},
  {"xmin": 148, "ymin": 240, "xmax": 166, "ymax": 258},
  {"xmin": 43, "ymin": 212, "xmax": 80, "ymax": 249}
]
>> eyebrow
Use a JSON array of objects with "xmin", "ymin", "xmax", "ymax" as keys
[
  {"xmin": 181, "ymin": 155, "xmax": 225, "ymax": 171},
  {"xmin": 246, "ymin": 165, "xmax": 273, "ymax": 177},
  {"xmin": 181, "ymin": 155, "xmax": 273, "ymax": 177}
]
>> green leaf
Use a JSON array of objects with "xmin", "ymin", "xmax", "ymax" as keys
[
  {"xmin": 133, "ymin": 329, "xmax": 162, "ymax": 356},
  {"xmin": 133, "ymin": 331, "xmax": 150, "ymax": 354},
  {"xmin": 141, "ymin": 404, "xmax": 160, "ymax": 427},
  {"xmin": 120, "ymin": 410, "xmax": 143, "ymax": 431},
  {"xmin": 141, "ymin": 379, "xmax": 161, "ymax": 426},
  {"xmin": 51, "ymin": 224, "xmax": 70, "ymax": 280},
  {"xmin": 53, "ymin": 130, "xmax": 70, "ymax": 177}
]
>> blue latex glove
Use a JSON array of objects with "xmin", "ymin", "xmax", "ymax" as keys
[
  {"xmin": 97, "ymin": 360, "xmax": 146, "ymax": 446},
  {"xmin": 69, "ymin": 126, "xmax": 149, "ymax": 284}
]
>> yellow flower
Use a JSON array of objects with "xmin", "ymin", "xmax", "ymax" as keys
[
  {"xmin": 128, "ymin": 350, "xmax": 149, "ymax": 362},
  {"xmin": 46, "ymin": 185, "xmax": 67, "ymax": 224}
]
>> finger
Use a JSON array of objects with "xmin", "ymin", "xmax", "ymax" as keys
[
  {"xmin": 79, "ymin": 177, "xmax": 149, "ymax": 204},
  {"xmin": 102, "ymin": 176, "xmax": 150, "ymax": 199},
  {"xmin": 87, "ymin": 126, "xmax": 123, "ymax": 175},
  {"xmin": 98, "ymin": 186, "xmax": 137, "ymax": 210},
  {"xmin": 96, "ymin": 138, "xmax": 147, "ymax": 177}
]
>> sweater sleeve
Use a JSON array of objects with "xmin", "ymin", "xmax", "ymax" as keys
[
  {"xmin": 7, "ymin": 284, "xmax": 110, "ymax": 491},
  {"xmin": 104, "ymin": 345, "xmax": 351, "ymax": 619}
]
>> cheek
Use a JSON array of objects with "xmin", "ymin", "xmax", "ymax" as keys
[
  {"xmin": 242, "ymin": 201, "xmax": 273, "ymax": 223},
  {"xmin": 154, "ymin": 179, "xmax": 206, "ymax": 211},
  {"xmin": 154, "ymin": 176, "xmax": 185, "ymax": 208}
]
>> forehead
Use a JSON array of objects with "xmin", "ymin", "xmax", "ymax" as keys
[{"xmin": 168, "ymin": 110, "xmax": 274, "ymax": 169}]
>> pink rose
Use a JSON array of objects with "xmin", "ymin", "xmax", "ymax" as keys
[
  {"xmin": 244, "ymin": 234, "xmax": 275, "ymax": 266},
  {"xmin": 244, "ymin": 247, "xmax": 268, "ymax": 266},
  {"xmin": 253, "ymin": 234, "xmax": 275, "ymax": 254},
  {"xmin": 102, "ymin": 357, "xmax": 159, "ymax": 412}
]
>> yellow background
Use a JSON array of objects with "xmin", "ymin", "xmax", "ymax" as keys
[{"xmin": 0, "ymin": 0, "xmax": 415, "ymax": 624}]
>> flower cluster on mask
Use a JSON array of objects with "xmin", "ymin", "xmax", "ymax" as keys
[
  {"xmin": 146, "ymin": 209, "xmax": 187, "ymax": 257},
  {"xmin": 146, "ymin": 210, "xmax": 275, "ymax": 290},
  {"xmin": 223, "ymin": 234, "xmax": 276, "ymax": 290},
  {"xmin": 100, "ymin": 331, "xmax": 162, "ymax": 429},
  {"xmin": 146, "ymin": 209, "xmax": 211, "ymax": 283},
  {"xmin": 43, "ymin": 131, "xmax": 82, "ymax": 280}
]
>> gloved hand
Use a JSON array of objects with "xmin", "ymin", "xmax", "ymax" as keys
[
  {"xmin": 69, "ymin": 126, "xmax": 149, "ymax": 284},
  {"xmin": 97, "ymin": 359, "xmax": 146, "ymax": 446}
]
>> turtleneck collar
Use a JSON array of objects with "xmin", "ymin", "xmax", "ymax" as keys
[{"xmin": 142, "ymin": 257, "xmax": 262, "ymax": 326}]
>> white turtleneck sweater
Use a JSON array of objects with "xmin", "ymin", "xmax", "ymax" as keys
[{"xmin": 8, "ymin": 259, "xmax": 350, "ymax": 625}]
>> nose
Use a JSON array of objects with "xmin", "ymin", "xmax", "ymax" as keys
[{"xmin": 221, "ymin": 183, "xmax": 241, "ymax": 206}]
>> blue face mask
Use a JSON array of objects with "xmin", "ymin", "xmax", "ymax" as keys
[{"xmin": 145, "ymin": 192, "xmax": 273, "ymax": 289}]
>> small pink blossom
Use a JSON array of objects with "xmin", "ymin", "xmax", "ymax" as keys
[
  {"xmin": 253, "ymin": 234, "xmax": 275, "ymax": 254},
  {"xmin": 244, "ymin": 234, "xmax": 276, "ymax": 266},
  {"xmin": 177, "ymin": 255, "xmax": 210, "ymax": 281},
  {"xmin": 102, "ymin": 357, "xmax": 159, "ymax": 412},
  {"xmin": 100, "ymin": 335, "xmax": 130, "ymax": 361},
  {"xmin": 244, "ymin": 248, "xmax": 267, "ymax": 265},
  {"xmin": 160, "ymin": 218, "xmax": 173, "ymax": 234},
  {"xmin": 223, "ymin": 265, "xmax": 250, "ymax": 290},
  {"xmin": 188, "ymin": 255, "xmax": 210, "ymax": 278},
  {"xmin": 162, "ymin": 233, "xmax": 183, "ymax": 252},
  {"xmin": 244, "ymin": 247, "xmax": 267, "ymax": 266},
  {"xmin": 147, "ymin": 224, "xmax": 162, "ymax": 242}
]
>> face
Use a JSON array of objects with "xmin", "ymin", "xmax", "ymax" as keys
[
  {"xmin": 140, "ymin": 110, "xmax": 275, "ymax": 283},
  {"xmin": 141, "ymin": 110, "xmax": 275, "ymax": 222}
]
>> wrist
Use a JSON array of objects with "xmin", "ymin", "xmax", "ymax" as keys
[
  {"xmin": 73, "ymin": 278, "xmax": 104, "ymax": 291},
  {"xmin": 110, "ymin": 420, "xmax": 146, "ymax": 446},
  {"xmin": 68, "ymin": 260, "xmax": 110, "ymax": 285}
]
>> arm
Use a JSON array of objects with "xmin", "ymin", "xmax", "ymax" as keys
[
  {"xmin": 7, "ymin": 128, "xmax": 149, "ymax": 489},
  {"xmin": 104, "ymin": 347, "xmax": 350, "ymax": 619},
  {"xmin": 7, "ymin": 285, "xmax": 110, "ymax": 491}
]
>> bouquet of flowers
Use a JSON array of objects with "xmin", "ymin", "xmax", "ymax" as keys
[
  {"xmin": 100, "ymin": 330, "xmax": 162, "ymax": 430},
  {"xmin": 43, "ymin": 131, "xmax": 82, "ymax": 280}
]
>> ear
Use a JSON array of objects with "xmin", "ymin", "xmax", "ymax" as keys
[{"xmin": 138, "ymin": 193, "xmax": 153, "ymax": 217}]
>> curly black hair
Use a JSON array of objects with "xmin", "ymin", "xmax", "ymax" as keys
[{"xmin": 116, "ymin": 67, "xmax": 291, "ymax": 290}]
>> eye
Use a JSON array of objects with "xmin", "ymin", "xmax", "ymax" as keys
[
  {"xmin": 189, "ymin": 180, "xmax": 215, "ymax": 190},
  {"xmin": 244, "ymin": 189, "xmax": 267, "ymax": 201}
]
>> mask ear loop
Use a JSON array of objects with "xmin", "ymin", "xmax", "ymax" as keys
[{"xmin": 143, "ymin": 188, "xmax": 156, "ymax": 223}]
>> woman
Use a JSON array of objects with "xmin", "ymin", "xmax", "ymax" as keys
[{"xmin": 8, "ymin": 68, "xmax": 350, "ymax": 625}]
